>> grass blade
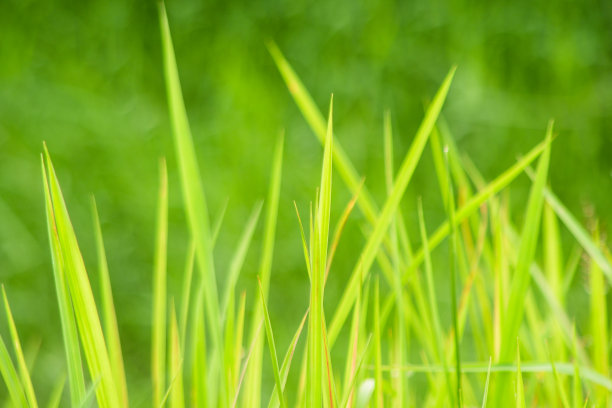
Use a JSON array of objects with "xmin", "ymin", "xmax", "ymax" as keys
[
  {"xmin": 1, "ymin": 286, "xmax": 38, "ymax": 408},
  {"xmin": 481, "ymin": 357, "xmax": 492, "ymax": 408},
  {"xmin": 516, "ymin": 341, "xmax": 525, "ymax": 408},
  {"xmin": 168, "ymin": 301, "xmax": 184, "ymax": 408},
  {"xmin": 157, "ymin": 3, "xmax": 225, "ymax": 404},
  {"xmin": 152, "ymin": 159, "xmax": 168, "ymax": 408},
  {"xmin": 46, "ymin": 375, "xmax": 66, "ymax": 408},
  {"xmin": 91, "ymin": 198, "xmax": 128, "ymax": 407}
]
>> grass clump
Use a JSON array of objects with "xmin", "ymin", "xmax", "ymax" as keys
[{"xmin": 0, "ymin": 2, "xmax": 611, "ymax": 407}]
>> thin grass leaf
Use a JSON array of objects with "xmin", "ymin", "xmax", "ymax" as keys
[
  {"xmin": 151, "ymin": 159, "xmax": 168, "ymax": 408},
  {"xmin": 168, "ymin": 301, "xmax": 184, "ymax": 408},
  {"xmin": 43, "ymin": 146, "xmax": 120, "ymax": 408},
  {"xmin": 157, "ymin": 4, "xmax": 226, "ymax": 404},
  {"xmin": 373, "ymin": 278, "xmax": 383, "ymax": 408},
  {"xmin": 1, "ymin": 287, "xmax": 38, "ymax": 408},
  {"xmin": 232, "ymin": 321, "xmax": 263, "ymax": 408},
  {"xmin": 41, "ymin": 153, "xmax": 86, "ymax": 407},
  {"xmin": 328, "ymin": 66, "xmax": 456, "ymax": 347},
  {"xmin": 77, "ymin": 378, "xmax": 101, "ymax": 408},
  {"xmin": 516, "ymin": 341, "xmax": 525, "ymax": 408},
  {"xmin": 244, "ymin": 132, "xmax": 284, "ymax": 407},
  {"xmin": 0, "ymin": 333, "xmax": 27, "ymax": 407},
  {"xmin": 549, "ymin": 350, "xmax": 570, "ymax": 408},
  {"xmin": 481, "ymin": 357, "xmax": 492, "ymax": 408},
  {"xmin": 179, "ymin": 241, "xmax": 195, "ymax": 349},
  {"xmin": 266, "ymin": 309, "xmax": 308, "ymax": 408},
  {"xmin": 91, "ymin": 198, "xmax": 128, "ymax": 408},
  {"xmin": 340, "ymin": 336, "xmax": 372, "ymax": 408},
  {"xmin": 355, "ymin": 379, "xmax": 375, "ymax": 408},
  {"xmin": 572, "ymin": 327, "xmax": 583, "ymax": 408}
]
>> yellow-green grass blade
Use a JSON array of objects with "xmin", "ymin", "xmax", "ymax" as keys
[
  {"xmin": 588, "ymin": 225, "xmax": 609, "ymax": 406},
  {"xmin": 157, "ymin": 4, "xmax": 225, "ymax": 404},
  {"xmin": 168, "ymin": 301, "xmax": 184, "ymax": 408},
  {"xmin": 152, "ymin": 159, "xmax": 168, "ymax": 408},
  {"xmin": 232, "ymin": 321, "xmax": 263, "ymax": 408},
  {"xmin": 267, "ymin": 309, "xmax": 308, "ymax": 408},
  {"xmin": 43, "ymin": 147, "xmax": 120, "ymax": 408},
  {"xmin": 0, "ymin": 328, "xmax": 28, "ymax": 406},
  {"xmin": 46, "ymin": 375, "xmax": 66, "ymax": 408},
  {"xmin": 77, "ymin": 378, "xmax": 101, "ymax": 408},
  {"xmin": 481, "ymin": 357, "xmax": 492, "ymax": 408},
  {"xmin": 404, "ymin": 137, "xmax": 549, "ymax": 282},
  {"xmin": 179, "ymin": 241, "xmax": 195, "ymax": 350},
  {"xmin": 244, "ymin": 132, "xmax": 283, "ymax": 407},
  {"xmin": 189, "ymin": 286, "xmax": 206, "ymax": 407},
  {"xmin": 221, "ymin": 200, "xmax": 264, "ymax": 317},
  {"xmin": 341, "ymin": 274, "xmax": 362, "ymax": 408},
  {"xmin": 373, "ymin": 278, "xmax": 383, "ymax": 408},
  {"xmin": 328, "ymin": 66, "xmax": 456, "ymax": 347},
  {"xmin": 41, "ymin": 153, "xmax": 86, "ymax": 407},
  {"xmin": 294, "ymin": 202, "xmax": 312, "ymax": 280},
  {"xmin": 516, "ymin": 341, "xmax": 525, "ymax": 408},
  {"xmin": 257, "ymin": 278, "xmax": 288, "ymax": 408},
  {"xmin": 233, "ymin": 292, "xmax": 247, "ymax": 393},
  {"xmin": 571, "ymin": 328, "xmax": 583, "ymax": 408},
  {"xmin": 549, "ymin": 351, "xmax": 570, "ymax": 408},
  {"xmin": 1, "ymin": 287, "xmax": 38, "ymax": 408},
  {"xmin": 500, "ymin": 123, "xmax": 552, "ymax": 361},
  {"xmin": 91, "ymin": 198, "xmax": 128, "ymax": 408}
]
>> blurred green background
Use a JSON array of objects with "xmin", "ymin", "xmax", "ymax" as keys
[{"xmin": 1, "ymin": 0, "xmax": 611, "ymax": 401}]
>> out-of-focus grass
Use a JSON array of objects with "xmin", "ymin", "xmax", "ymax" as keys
[{"xmin": 0, "ymin": 0, "xmax": 611, "ymax": 404}]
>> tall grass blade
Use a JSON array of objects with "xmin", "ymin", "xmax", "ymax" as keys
[
  {"xmin": 91, "ymin": 198, "xmax": 128, "ymax": 407},
  {"xmin": 481, "ymin": 357, "xmax": 492, "ymax": 408},
  {"xmin": 46, "ymin": 375, "xmax": 66, "ymax": 408},
  {"xmin": 0, "ymin": 328, "xmax": 28, "ymax": 406},
  {"xmin": 244, "ymin": 132, "xmax": 284, "ymax": 407},
  {"xmin": 151, "ymin": 159, "xmax": 168, "ymax": 408},
  {"xmin": 516, "ymin": 341, "xmax": 525, "ymax": 408},
  {"xmin": 43, "ymin": 146, "xmax": 120, "ymax": 407},
  {"xmin": 157, "ymin": 3, "xmax": 226, "ymax": 404},
  {"xmin": 168, "ymin": 301, "xmax": 184, "ymax": 408},
  {"xmin": 41, "ymin": 153, "xmax": 86, "ymax": 406}
]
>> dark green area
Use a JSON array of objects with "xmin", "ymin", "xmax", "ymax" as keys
[{"xmin": 1, "ymin": 0, "xmax": 610, "ymax": 400}]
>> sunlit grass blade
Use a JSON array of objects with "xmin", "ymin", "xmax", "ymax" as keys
[
  {"xmin": 91, "ymin": 198, "xmax": 128, "ymax": 408},
  {"xmin": 168, "ymin": 301, "xmax": 184, "ymax": 408},
  {"xmin": 41, "ymin": 153, "xmax": 86, "ymax": 406},
  {"xmin": 373, "ymin": 278, "xmax": 383, "ymax": 408},
  {"xmin": 340, "ymin": 335, "xmax": 372, "ymax": 408},
  {"xmin": 157, "ymin": 3, "xmax": 225, "ymax": 404},
  {"xmin": 232, "ymin": 321, "xmax": 263, "ymax": 408},
  {"xmin": 1, "ymin": 286, "xmax": 38, "ymax": 408},
  {"xmin": 481, "ymin": 357, "xmax": 492, "ymax": 408},
  {"xmin": 189, "ymin": 286, "xmax": 206, "ymax": 407},
  {"xmin": 43, "ymin": 146, "xmax": 120, "ymax": 408},
  {"xmin": 328, "ymin": 66, "xmax": 456, "ymax": 346},
  {"xmin": 572, "ymin": 328, "xmax": 584, "ymax": 408},
  {"xmin": 516, "ymin": 341, "xmax": 525, "ymax": 408},
  {"xmin": 152, "ymin": 159, "xmax": 168, "ymax": 408},
  {"xmin": 0, "ymin": 326, "xmax": 28, "ymax": 406},
  {"xmin": 257, "ymin": 277, "xmax": 287, "ymax": 408},
  {"xmin": 355, "ymin": 379, "xmax": 375, "ymax": 408},
  {"xmin": 179, "ymin": 241, "xmax": 195, "ymax": 349},
  {"xmin": 267, "ymin": 308, "xmax": 308, "ymax": 408},
  {"xmin": 78, "ymin": 378, "xmax": 101, "ymax": 408},
  {"xmin": 587, "ymin": 224, "xmax": 609, "ymax": 406},
  {"xmin": 500, "ymin": 122, "xmax": 552, "ymax": 360},
  {"xmin": 244, "ymin": 132, "xmax": 284, "ymax": 407},
  {"xmin": 549, "ymin": 350, "xmax": 570, "ymax": 408}
]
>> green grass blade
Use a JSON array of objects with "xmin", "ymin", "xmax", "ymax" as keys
[
  {"xmin": 151, "ymin": 159, "xmax": 168, "ymax": 408},
  {"xmin": 500, "ymin": 122, "xmax": 552, "ymax": 360},
  {"xmin": 77, "ymin": 378, "xmax": 101, "ymax": 408},
  {"xmin": 43, "ymin": 146, "xmax": 120, "ymax": 408},
  {"xmin": 257, "ymin": 278, "xmax": 287, "ymax": 408},
  {"xmin": 91, "ymin": 198, "xmax": 128, "ymax": 407},
  {"xmin": 41, "ymin": 153, "xmax": 86, "ymax": 406},
  {"xmin": 179, "ymin": 241, "xmax": 195, "ymax": 350},
  {"xmin": 373, "ymin": 278, "xmax": 383, "ymax": 408},
  {"xmin": 157, "ymin": 4, "xmax": 225, "ymax": 404},
  {"xmin": 1, "ymin": 287, "xmax": 38, "ymax": 408},
  {"xmin": 516, "ymin": 341, "xmax": 525, "ymax": 408},
  {"xmin": 244, "ymin": 132, "xmax": 284, "ymax": 407},
  {"xmin": 481, "ymin": 357, "xmax": 492, "ymax": 408},
  {"xmin": 0, "ymin": 333, "xmax": 28, "ymax": 406},
  {"xmin": 168, "ymin": 301, "xmax": 184, "ymax": 408},
  {"xmin": 232, "ymin": 321, "xmax": 263, "ymax": 408},
  {"xmin": 549, "ymin": 351, "xmax": 570, "ymax": 408},
  {"xmin": 328, "ymin": 66, "xmax": 456, "ymax": 346},
  {"xmin": 267, "ymin": 309, "xmax": 308, "ymax": 408},
  {"xmin": 340, "ymin": 335, "xmax": 372, "ymax": 408}
]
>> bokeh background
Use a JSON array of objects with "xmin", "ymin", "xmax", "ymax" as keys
[{"xmin": 1, "ymin": 0, "xmax": 611, "ymax": 401}]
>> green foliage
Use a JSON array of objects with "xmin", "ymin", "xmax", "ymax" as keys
[{"xmin": 0, "ymin": 3, "xmax": 610, "ymax": 407}]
